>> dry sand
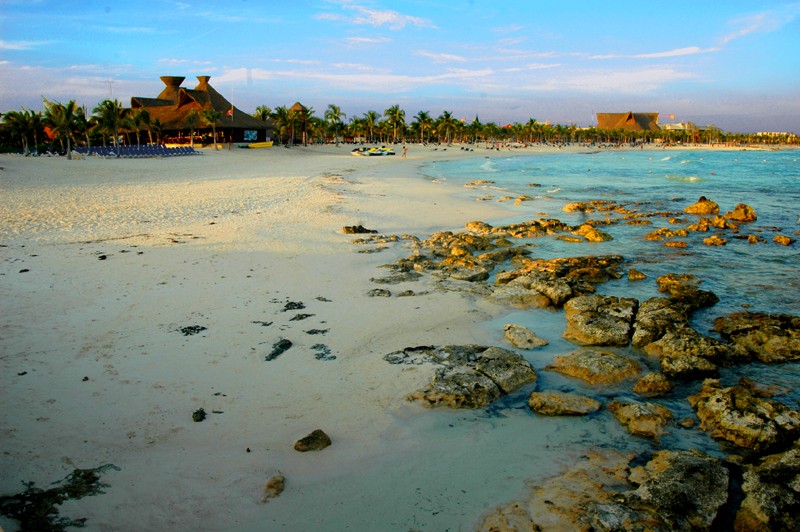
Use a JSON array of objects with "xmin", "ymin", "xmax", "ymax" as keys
[{"xmin": 0, "ymin": 143, "xmax": 544, "ymax": 530}]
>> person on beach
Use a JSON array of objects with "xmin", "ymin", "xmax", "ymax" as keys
[{"xmin": 402, "ymin": 146, "xmax": 408, "ymax": 158}]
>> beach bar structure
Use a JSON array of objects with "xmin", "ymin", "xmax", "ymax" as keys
[
  {"xmin": 131, "ymin": 76, "xmax": 273, "ymax": 144},
  {"xmin": 596, "ymin": 112, "xmax": 660, "ymax": 131}
]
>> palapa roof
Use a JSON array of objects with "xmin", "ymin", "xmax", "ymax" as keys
[
  {"xmin": 131, "ymin": 75, "xmax": 271, "ymax": 131},
  {"xmin": 596, "ymin": 112, "xmax": 660, "ymax": 131}
]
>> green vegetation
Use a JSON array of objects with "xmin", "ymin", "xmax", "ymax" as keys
[{"xmin": 2, "ymin": 99, "xmax": 797, "ymax": 156}]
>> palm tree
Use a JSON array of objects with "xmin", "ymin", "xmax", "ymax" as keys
[
  {"xmin": 92, "ymin": 99, "xmax": 127, "ymax": 157},
  {"xmin": 436, "ymin": 110, "xmax": 457, "ymax": 144},
  {"xmin": 363, "ymin": 110, "xmax": 380, "ymax": 143},
  {"xmin": 348, "ymin": 116, "xmax": 365, "ymax": 142},
  {"xmin": 42, "ymin": 98, "xmax": 79, "ymax": 159},
  {"xmin": 74, "ymin": 105, "xmax": 93, "ymax": 155},
  {"xmin": 131, "ymin": 108, "xmax": 151, "ymax": 147},
  {"xmin": 253, "ymin": 105, "xmax": 272, "ymax": 122},
  {"xmin": 324, "ymin": 104, "xmax": 346, "ymax": 145},
  {"xmin": 200, "ymin": 109, "xmax": 223, "ymax": 149},
  {"xmin": 384, "ymin": 105, "xmax": 405, "ymax": 143},
  {"xmin": 150, "ymin": 118, "xmax": 164, "ymax": 145},
  {"xmin": 273, "ymin": 106, "xmax": 290, "ymax": 145},
  {"xmin": 2, "ymin": 110, "xmax": 35, "ymax": 154},
  {"xmin": 184, "ymin": 109, "xmax": 200, "ymax": 148},
  {"xmin": 413, "ymin": 111, "xmax": 433, "ymax": 143}
]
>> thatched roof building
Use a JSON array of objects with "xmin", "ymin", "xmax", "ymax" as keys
[
  {"xmin": 131, "ymin": 76, "xmax": 273, "ymax": 143},
  {"xmin": 596, "ymin": 112, "xmax": 660, "ymax": 131}
]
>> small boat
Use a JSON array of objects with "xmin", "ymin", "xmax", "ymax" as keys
[
  {"xmin": 351, "ymin": 146, "xmax": 396, "ymax": 156},
  {"xmin": 244, "ymin": 141, "xmax": 274, "ymax": 149}
]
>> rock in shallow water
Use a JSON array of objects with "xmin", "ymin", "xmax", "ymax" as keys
[
  {"xmin": 563, "ymin": 294, "xmax": 638, "ymax": 346},
  {"xmin": 546, "ymin": 349, "xmax": 641, "ymax": 386},
  {"xmin": 385, "ymin": 345, "xmax": 537, "ymax": 409},
  {"xmin": 528, "ymin": 391, "xmax": 601, "ymax": 416},
  {"xmin": 503, "ymin": 323, "xmax": 549, "ymax": 349}
]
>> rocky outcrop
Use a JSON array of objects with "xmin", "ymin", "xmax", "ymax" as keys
[
  {"xmin": 503, "ymin": 324, "xmax": 548, "ymax": 349},
  {"xmin": 623, "ymin": 450, "xmax": 730, "ymax": 531},
  {"xmin": 724, "ymin": 203, "xmax": 757, "ymax": 222},
  {"xmin": 633, "ymin": 372, "xmax": 673, "ymax": 397},
  {"xmin": 385, "ymin": 345, "xmax": 537, "ymax": 409},
  {"xmin": 492, "ymin": 255, "xmax": 625, "ymax": 309},
  {"xmin": 546, "ymin": 349, "xmax": 641, "ymax": 385},
  {"xmin": 608, "ymin": 400, "xmax": 673, "ymax": 440},
  {"xmin": 714, "ymin": 311, "xmax": 800, "ymax": 363},
  {"xmin": 528, "ymin": 391, "xmax": 601, "ymax": 416},
  {"xmin": 688, "ymin": 379, "xmax": 800, "ymax": 453},
  {"xmin": 735, "ymin": 448, "xmax": 800, "ymax": 531},
  {"xmin": 643, "ymin": 325, "xmax": 750, "ymax": 380},
  {"xmin": 563, "ymin": 294, "xmax": 638, "ymax": 346},
  {"xmin": 631, "ymin": 297, "xmax": 690, "ymax": 347},
  {"xmin": 479, "ymin": 449, "xmax": 731, "ymax": 531},
  {"xmin": 684, "ymin": 196, "xmax": 720, "ymax": 215},
  {"xmin": 655, "ymin": 273, "xmax": 719, "ymax": 314}
]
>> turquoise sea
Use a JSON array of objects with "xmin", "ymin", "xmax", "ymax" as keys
[{"xmin": 373, "ymin": 149, "xmax": 800, "ymax": 530}]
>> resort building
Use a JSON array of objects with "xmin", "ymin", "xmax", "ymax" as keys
[
  {"xmin": 596, "ymin": 112, "xmax": 660, "ymax": 131},
  {"xmin": 130, "ymin": 76, "xmax": 273, "ymax": 144}
]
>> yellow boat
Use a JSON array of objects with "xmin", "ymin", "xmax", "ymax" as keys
[{"xmin": 247, "ymin": 141, "xmax": 274, "ymax": 149}]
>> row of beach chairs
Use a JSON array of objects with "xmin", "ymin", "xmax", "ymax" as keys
[{"xmin": 72, "ymin": 145, "xmax": 201, "ymax": 158}]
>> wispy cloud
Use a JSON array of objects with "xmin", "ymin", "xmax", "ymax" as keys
[
  {"xmin": 720, "ymin": 4, "xmax": 800, "ymax": 44},
  {"xmin": 344, "ymin": 36, "xmax": 392, "ymax": 45},
  {"xmin": 415, "ymin": 51, "xmax": 467, "ymax": 63},
  {"xmin": 535, "ymin": 67, "xmax": 698, "ymax": 93},
  {"xmin": 318, "ymin": 2, "xmax": 435, "ymax": 30},
  {"xmin": 96, "ymin": 25, "xmax": 156, "ymax": 34},
  {"xmin": 159, "ymin": 58, "xmax": 214, "ymax": 66},
  {"xmin": 0, "ymin": 39, "xmax": 51, "ymax": 50},
  {"xmin": 590, "ymin": 46, "xmax": 714, "ymax": 60}
]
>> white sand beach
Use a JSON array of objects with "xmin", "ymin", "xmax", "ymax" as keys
[{"xmin": 0, "ymin": 143, "xmax": 554, "ymax": 530}]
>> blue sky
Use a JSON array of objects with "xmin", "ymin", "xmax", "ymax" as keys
[{"xmin": 1, "ymin": 0, "xmax": 799, "ymax": 132}]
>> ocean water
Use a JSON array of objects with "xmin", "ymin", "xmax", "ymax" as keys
[{"xmin": 356, "ymin": 148, "xmax": 799, "ymax": 530}]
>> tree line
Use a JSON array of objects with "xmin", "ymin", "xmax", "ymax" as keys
[{"xmin": 2, "ymin": 98, "xmax": 797, "ymax": 156}]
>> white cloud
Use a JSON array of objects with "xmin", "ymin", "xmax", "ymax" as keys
[
  {"xmin": 319, "ymin": 2, "xmax": 435, "ymax": 30},
  {"xmin": 0, "ymin": 39, "xmax": 51, "ymax": 50},
  {"xmin": 534, "ymin": 67, "xmax": 698, "ymax": 94},
  {"xmin": 590, "ymin": 47, "xmax": 715, "ymax": 60},
  {"xmin": 720, "ymin": 4, "xmax": 800, "ymax": 44},
  {"xmin": 415, "ymin": 51, "xmax": 467, "ymax": 63},
  {"xmin": 344, "ymin": 36, "xmax": 392, "ymax": 45}
]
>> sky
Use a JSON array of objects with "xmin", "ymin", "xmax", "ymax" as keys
[{"xmin": 1, "ymin": 0, "xmax": 799, "ymax": 133}]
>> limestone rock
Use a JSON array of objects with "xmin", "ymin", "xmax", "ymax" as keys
[
  {"xmin": 625, "ymin": 450, "xmax": 730, "ymax": 530},
  {"xmin": 688, "ymin": 379, "xmax": 800, "ymax": 452},
  {"xmin": 725, "ymin": 203, "xmax": 757, "ymax": 222},
  {"xmin": 503, "ymin": 324, "xmax": 549, "ymax": 349},
  {"xmin": 528, "ymin": 391, "xmax": 601, "ymax": 416},
  {"xmin": 563, "ymin": 294, "xmax": 638, "ymax": 346},
  {"xmin": 573, "ymin": 224, "xmax": 613, "ymax": 242},
  {"xmin": 633, "ymin": 372, "xmax": 673, "ymax": 397},
  {"xmin": 546, "ymin": 349, "xmax": 641, "ymax": 386},
  {"xmin": 773, "ymin": 234, "xmax": 796, "ymax": 246},
  {"xmin": 387, "ymin": 345, "xmax": 537, "ymax": 409},
  {"xmin": 465, "ymin": 220, "xmax": 493, "ymax": 234},
  {"xmin": 714, "ymin": 311, "xmax": 800, "ymax": 363},
  {"xmin": 608, "ymin": 400, "xmax": 673, "ymax": 440},
  {"xmin": 684, "ymin": 196, "xmax": 719, "ymax": 215},
  {"xmin": 294, "ymin": 429, "xmax": 332, "ymax": 452},
  {"xmin": 480, "ymin": 449, "xmax": 731, "ymax": 531},
  {"xmin": 643, "ymin": 325, "xmax": 748, "ymax": 380},
  {"xmin": 703, "ymin": 234, "xmax": 727, "ymax": 246},
  {"xmin": 342, "ymin": 225, "xmax": 378, "ymax": 234},
  {"xmin": 631, "ymin": 297, "xmax": 690, "ymax": 347},
  {"xmin": 628, "ymin": 268, "xmax": 647, "ymax": 281},
  {"xmin": 735, "ymin": 448, "xmax": 800, "ymax": 531}
]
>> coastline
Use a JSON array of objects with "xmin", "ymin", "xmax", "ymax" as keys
[{"xmin": 0, "ymin": 143, "xmax": 797, "ymax": 530}]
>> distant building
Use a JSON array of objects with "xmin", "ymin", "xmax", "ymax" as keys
[
  {"xmin": 596, "ymin": 112, "xmax": 660, "ymax": 131},
  {"xmin": 130, "ymin": 76, "xmax": 272, "ymax": 143}
]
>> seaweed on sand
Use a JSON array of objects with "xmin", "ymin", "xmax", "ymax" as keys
[{"xmin": 0, "ymin": 464, "xmax": 119, "ymax": 531}]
